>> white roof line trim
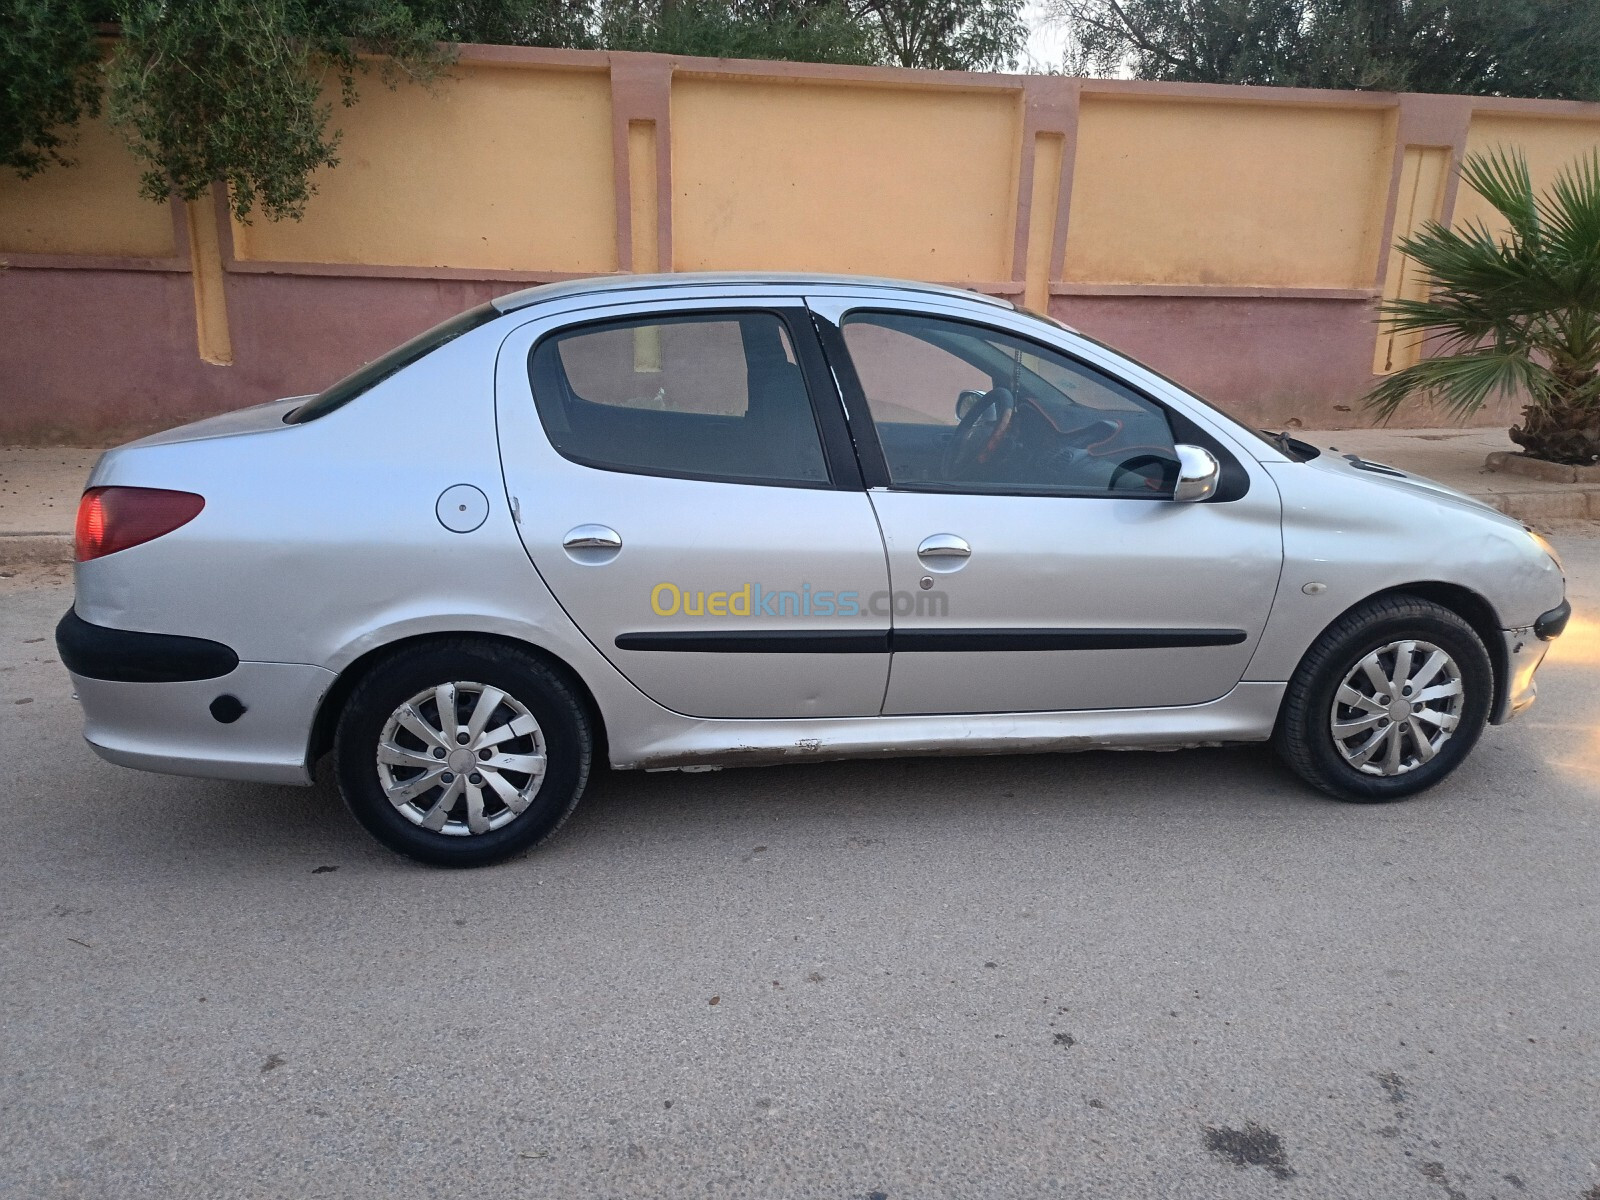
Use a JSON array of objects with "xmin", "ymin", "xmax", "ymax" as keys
[{"xmin": 490, "ymin": 273, "xmax": 1015, "ymax": 314}]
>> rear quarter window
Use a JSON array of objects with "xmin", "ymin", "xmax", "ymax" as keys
[{"xmin": 287, "ymin": 303, "xmax": 499, "ymax": 424}]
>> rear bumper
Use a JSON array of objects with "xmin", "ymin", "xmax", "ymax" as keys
[
  {"xmin": 59, "ymin": 610, "xmax": 334, "ymax": 785},
  {"xmin": 56, "ymin": 607, "xmax": 239, "ymax": 682}
]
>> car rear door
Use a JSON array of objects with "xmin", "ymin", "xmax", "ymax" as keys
[
  {"xmin": 494, "ymin": 295, "xmax": 892, "ymax": 719},
  {"xmin": 808, "ymin": 295, "xmax": 1283, "ymax": 716}
]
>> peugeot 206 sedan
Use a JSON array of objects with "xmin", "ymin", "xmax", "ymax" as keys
[{"xmin": 58, "ymin": 274, "xmax": 1570, "ymax": 866}]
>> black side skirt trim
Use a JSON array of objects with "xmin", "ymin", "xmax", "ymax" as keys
[
  {"xmin": 614, "ymin": 628, "xmax": 1246, "ymax": 653},
  {"xmin": 56, "ymin": 608, "xmax": 240, "ymax": 683}
]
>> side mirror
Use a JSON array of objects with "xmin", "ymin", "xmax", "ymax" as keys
[
  {"xmin": 955, "ymin": 389, "xmax": 986, "ymax": 420},
  {"xmin": 1172, "ymin": 444, "xmax": 1220, "ymax": 502}
]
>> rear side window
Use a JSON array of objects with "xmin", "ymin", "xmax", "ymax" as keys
[
  {"xmin": 528, "ymin": 312, "xmax": 830, "ymax": 486},
  {"xmin": 287, "ymin": 303, "xmax": 498, "ymax": 424}
]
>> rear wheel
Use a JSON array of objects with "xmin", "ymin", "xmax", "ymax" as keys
[
  {"xmin": 334, "ymin": 640, "xmax": 592, "ymax": 866},
  {"xmin": 1274, "ymin": 595, "xmax": 1493, "ymax": 802}
]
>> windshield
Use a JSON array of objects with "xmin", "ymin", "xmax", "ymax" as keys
[
  {"xmin": 1014, "ymin": 305, "xmax": 1296, "ymax": 459},
  {"xmin": 286, "ymin": 303, "xmax": 499, "ymax": 424}
]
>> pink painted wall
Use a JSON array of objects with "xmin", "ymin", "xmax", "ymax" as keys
[
  {"xmin": 1049, "ymin": 295, "xmax": 1516, "ymax": 431},
  {"xmin": 0, "ymin": 267, "xmax": 1494, "ymax": 444}
]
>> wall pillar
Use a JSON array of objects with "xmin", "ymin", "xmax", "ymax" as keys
[
  {"xmin": 1371, "ymin": 94, "xmax": 1474, "ymax": 374},
  {"xmin": 609, "ymin": 54, "xmax": 675, "ymax": 275},
  {"xmin": 1011, "ymin": 77, "xmax": 1079, "ymax": 311},
  {"xmin": 184, "ymin": 184, "xmax": 233, "ymax": 366}
]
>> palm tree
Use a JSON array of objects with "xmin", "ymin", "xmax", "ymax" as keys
[{"xmin": 1365, "ymin": 147, "xmax": 1600, "ymax": 465}]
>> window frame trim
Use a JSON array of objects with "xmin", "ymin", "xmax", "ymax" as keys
[
  {"xmin": 813, "ymin": 305, "xmax": 1248, "ymax": 502},
  {"xmin": 524, "ymin": 305, "xmax": 863, "ymax": 493}
]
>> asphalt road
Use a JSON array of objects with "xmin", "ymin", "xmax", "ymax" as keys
[{"xmin": 2, "ymin": 543, "xmax": 1598, "ymax": 1200}]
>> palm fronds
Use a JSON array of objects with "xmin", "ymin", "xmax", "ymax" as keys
[{"xmin": 1364, "ymin": 146, "xmax": 1600, "ymax": 463}]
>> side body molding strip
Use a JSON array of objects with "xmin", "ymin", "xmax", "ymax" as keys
[{"xmin": 615, "ymin": 628, "xmax": 1248, "ymax": 653}]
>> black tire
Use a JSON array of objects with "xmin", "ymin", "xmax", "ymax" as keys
[
  {"xmin": 1273, "ymin": 595, "xmax": 1493, "ymax": 802},
  {"xmin": 334, "ymin": 639, "xmax": 592, "ymax": 867}
]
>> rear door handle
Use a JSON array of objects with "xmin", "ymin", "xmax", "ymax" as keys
[
  {"xmin": 562, "ymin": 524, "xmax": 622, "ymax": 564},
  {"xmin": 563, "ymin": 525, "xmax": 622, "ymax": 551},
  {"xmin": 917, "ymin": 533, "xmax": 971, "ymax": 559}
]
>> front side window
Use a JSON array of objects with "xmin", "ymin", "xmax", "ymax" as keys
[
  {"xmin": 529, "ymin": 312, "xmax": 830, "ymax": 486},
  {"xmin": 841, "ymin": 312, "xmax": 1179, "ymax": 496}
]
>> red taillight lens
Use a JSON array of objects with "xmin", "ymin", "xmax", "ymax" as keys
[{"xmin": 74, "ymin": 487, "xmax": 205, "ymax": 562}]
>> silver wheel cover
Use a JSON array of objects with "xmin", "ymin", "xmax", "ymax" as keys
[
  {"xmin": 376, "ymin": 682, "xmax": 547, "ymax": 836},
  {"xmin": 1330, "ymin": 639, "xmax": 1464, "ymax": 777}
]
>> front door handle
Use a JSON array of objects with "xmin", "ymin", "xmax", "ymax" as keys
[{"xmin": 917, "ymin": 533, "xmax": 971, "ymax": 560}]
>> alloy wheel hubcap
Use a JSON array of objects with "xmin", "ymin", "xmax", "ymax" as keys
[
  {"xmin": 376, "ymin": 682, "xmax": 546, "ymax": 836},
  {"xmin": 1330, "ymin": 639, "xmax": 1464, "ymax": 777}
]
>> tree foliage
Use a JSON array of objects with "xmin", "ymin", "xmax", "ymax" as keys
[
  {"xmin": 597, "ymin": 0, "xmax": 1024, "ymax": 70},
  {"xmin": 1364, "ymin": 149, "xmax": 1600, "ymax": 464},
  {"xmin": 858, "ymin": 0, "xmax": 1027, "ymax": 69},
  {"xmin": 7, "ymin": 0, "xmax": 1023, "ymax": 222},
  {"xmin": 0, "ymin": 0, "xmax": 103, "ymax": 177},
  {"xmin": 107, "ymin": 0, "xmax": 456, "ymax": 222},
  {"xmin": 1056, "ymin": 0, "xmax": 1600, "ymax": 100},
  {"xmin": 598, "ymin": 0, "xmax": 878, "ymax": 64}
]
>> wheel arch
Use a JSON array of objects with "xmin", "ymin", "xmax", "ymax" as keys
[
  {"xmin": 1312, "ymin": 581, "xmax": 1508, "ymax": 721},
  {"xmin": 305, "ymin": 631, "xmax": 609, "ymax": 770}
]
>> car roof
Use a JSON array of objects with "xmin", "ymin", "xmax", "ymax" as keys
[{"xmin": 490, "ymin": 272, "xmax": 1015, "ymax": 314}]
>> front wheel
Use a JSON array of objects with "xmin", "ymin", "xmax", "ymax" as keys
[
  {"xmin": 1274, "ymin": 596, "xmax": 1493, "ymax": 802},
  {"xmin": 334, "ymin": 639, "xmax": 592, "ymax": 867}
]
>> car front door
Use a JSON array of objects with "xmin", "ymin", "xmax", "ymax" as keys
[
  {"xmin": 495, "ymin": 297, "xmax": 891, "ymax": 719},
  {"xmin": 808, "ymin": 296, "xmax": 1284, "ymax": 716}
]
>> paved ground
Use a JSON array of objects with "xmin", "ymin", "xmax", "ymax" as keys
[{"xmin": 2, "ymin": 543, "xmax": 1598, "ymax": 1200}]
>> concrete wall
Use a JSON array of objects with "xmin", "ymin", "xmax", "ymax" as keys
[{"xmin": 3, "ymin": 45, "xmax": 1600, "ymax": 443}]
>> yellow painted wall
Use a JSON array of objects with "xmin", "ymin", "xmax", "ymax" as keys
[
  {"xmin": 0, "ymin": 115, "xmax": 174, "ymax": 258},
  {"xmin": 231, "ymin": 64, "xmax": 617, "ymax": 273},
  {"xmin": 1457, "ymin": 114, "xmax": 1600, "ymax": 233},
  {"xmin": 671, "ymin": 77, "xmax": 1021, "ymax": 280},
  {"xmin": 1373, "ymin": 145, "xmax": 1451, "ymax": 373},
  {"xmin": 11, "ymin": 59, "xmax": 1600, "ymax": 304},
  {"xmin": 1064, "ymin": 97, "xmax": 1394, "ymax": 288}
]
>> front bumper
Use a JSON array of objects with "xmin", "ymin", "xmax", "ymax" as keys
[
  {"xmin": 1495, "ymin": 599, "xmax": 1570, "ymax": 724},
  {"xmin": 58, "ymin": 609, "xmax": 333, "ymax": 785},
  {"xmin": 1535, "ymin": 598, "xmax": 1572, "ymax": 641}
]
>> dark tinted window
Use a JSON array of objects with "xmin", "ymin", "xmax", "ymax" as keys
[
  {"xmin": 287, "ymin": 303, "xmax": 498, "ymax": 424},
  {"xmin": 528, "ymin": 312, "xmax": 829, "ymax": 486},
  {"xmin": 842, "ymin": 312, "xmax": 1179, "ymax": 497}
]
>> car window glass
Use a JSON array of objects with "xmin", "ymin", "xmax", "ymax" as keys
[
  {"xmin": 529, "ymin": 312, "xmax": 829, "ymax": 486},
  {"xmin": 288, "ymin": 302, "xmax": 498, "ymax": 424},
  {"xmin": 841, "ymin": 312, "xmax": 1179, "ymax": 497},
  {"xmin": 842, "ymin": 322, "xmax": 988, "ymax": 426}
]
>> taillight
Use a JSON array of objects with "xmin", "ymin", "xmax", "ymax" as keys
[{"xmin": 75, "ymin": 487, "xmax": 205, "ymax": 562}]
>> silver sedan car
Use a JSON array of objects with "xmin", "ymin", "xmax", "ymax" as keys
[{"xmin": 57, "ymin": 274, "xmax": 1569, "ymax": 866}]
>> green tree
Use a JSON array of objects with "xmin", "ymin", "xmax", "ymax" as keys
[
  {"xmin": 597, "ymin": 1, "xmax": 877, "ymax": 64},
  {"xmin": 406, "ymin": 0, "xmax": 595, "ymax": 47},
  {"xmin": 108, "ymin": 0, "xmax": 453, "ymax": 222},
  {"xmin": 1365, "ymin": 149, "xmax": 1600, "ymax": 464},
  {"xmin": 598, "ymin": 0, "xmax": 1024, "ymax": 69},
  {"xmin": 0, "ymin": 0, "xmax": 103, "ymax": 177},
  {"xmin": 5, "ymin": 0, "xmax": 1030, "ymax": 223},
  {"xmin": 1057, "ymin": 0, "xmax": 1600, "ymax": 100},
  {"xmin": 856, "ymin": 0, "xmax": 1026, "ymax": 70}
]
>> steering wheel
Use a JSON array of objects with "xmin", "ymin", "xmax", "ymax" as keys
[
  {"xmin": 941, "ymin": 387, "xmax": 1016, "ymax": 479},
  {"xmin": 1058, "ymin": 416, "xmax": 1121, "ymax": 452}
]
